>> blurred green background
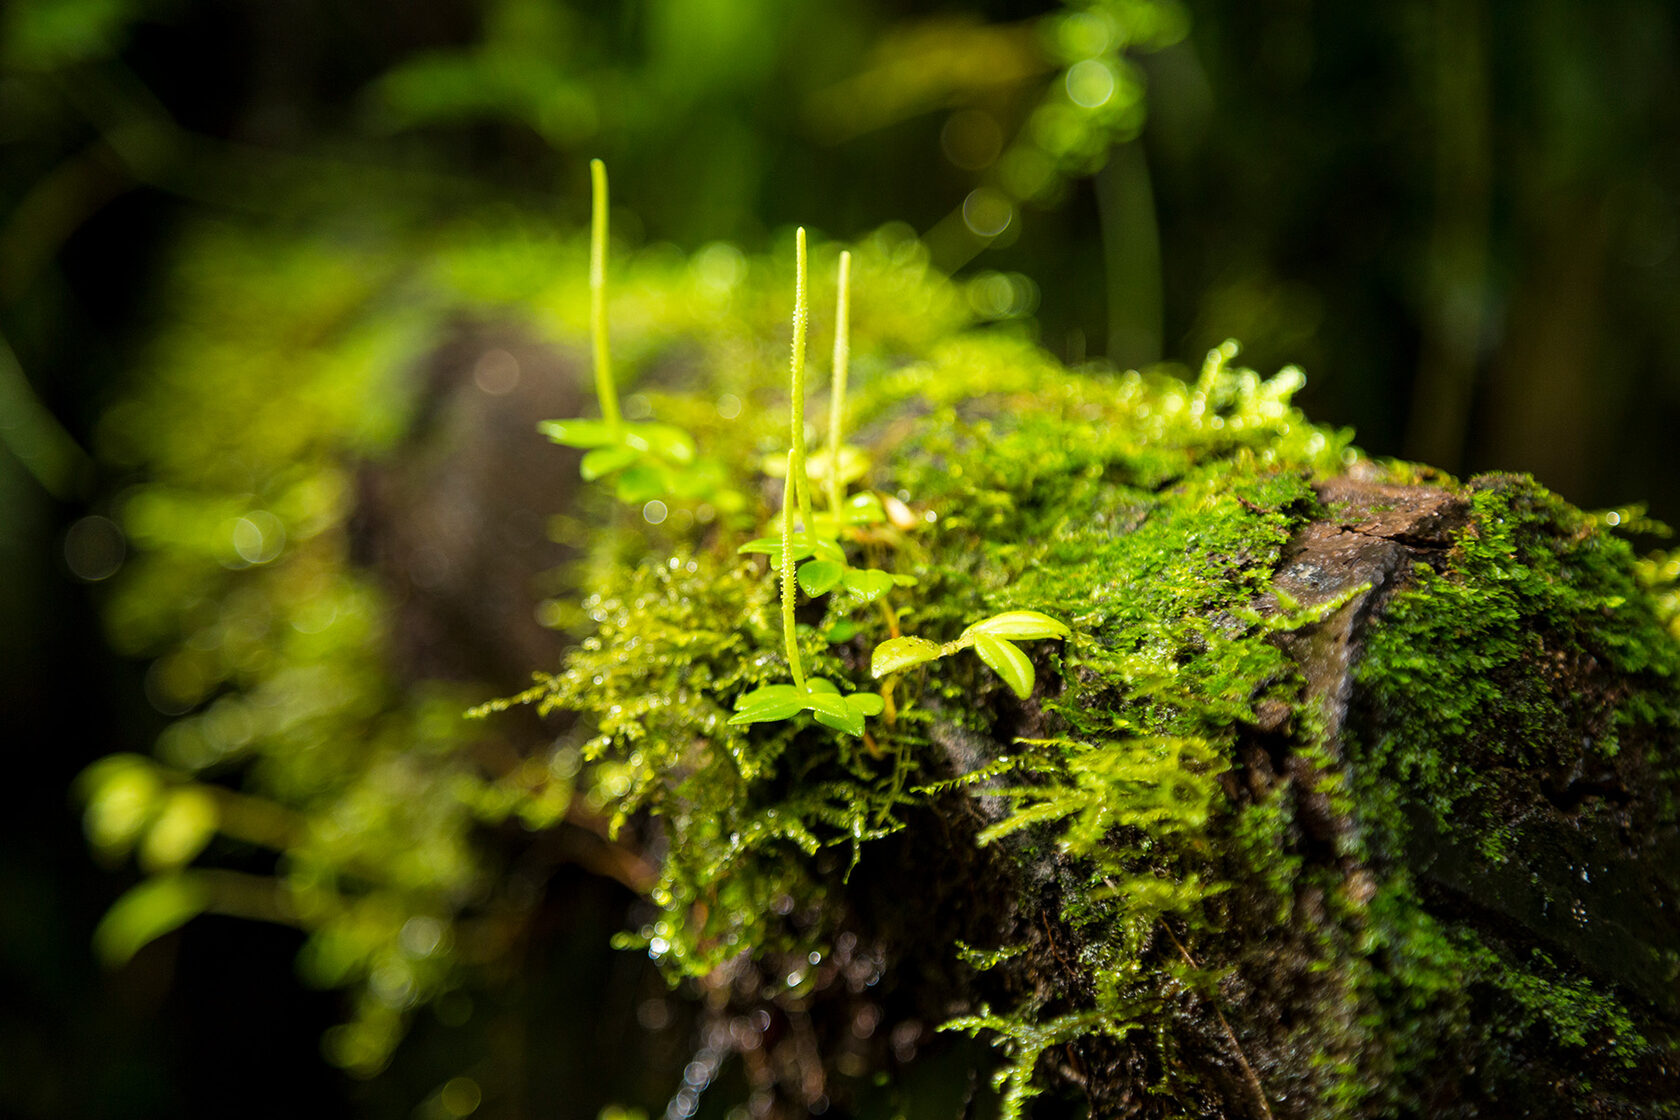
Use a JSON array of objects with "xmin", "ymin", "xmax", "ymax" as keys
[{"xmin": 2, "ymin": 0, "xmax": 1677, "ymax": 1117}]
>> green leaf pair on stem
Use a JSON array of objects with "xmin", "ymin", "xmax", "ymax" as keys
[
  {"xmin": 731, "ymin": 453, "xmax": 884, "ymax": 737},
  {"xmin": 730, "ymin": 677, "xmax": 885, "ymax": 738},
  {"xmin": 871, "ymin": 610, "xmax": 1072, "ymax": 700},
  {"xmin": 737, "ymin": 527, "xmax": 913, "ymax": 602}
]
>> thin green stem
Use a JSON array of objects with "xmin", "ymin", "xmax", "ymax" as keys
[
  {"xmin": 781, "ymin": 450, "xmax": 806, "ymax": 690},
  {"xmin": 789, "ymin": 227, "xmax": 815, "ymax": 531},
  {"xmin": 589, "ymin": 159, "xmax": 621, "ymax": 435},
  {"xmin": 826, "ymin": 250, "xmax": 852, "ymax": 514}
]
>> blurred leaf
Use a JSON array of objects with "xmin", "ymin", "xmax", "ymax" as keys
[
  {"xmin": 843, "ymin": 568, "xmax": 895, "ymax": 602},
  {"xmin": 797, "ymin": 559, "xmax": 843, "ymax": 596},
  {"xmin": 94, "ymin": 874, "xmax": 210, "ymax": 967},
  {"xmin": 580, "ymin": 444, "xmax": 639, "ymax": 480},
  {"xmin": 539, "ymin": 418, "xmax": 619, "ymax": 448},
  {"xmin": 78, "ymin": 754, "xmax": 162, "ymax": 857},
  {"xmin": 614, "ymin": 462, "xmax": 666, "ymax": 503},
  {"xmin": 625, "ymin": 422, "xmax": 696, "ymax": 464},
  {"xmin": 139, "ymin": 787, "xmax": 219, "ymax": 872}
]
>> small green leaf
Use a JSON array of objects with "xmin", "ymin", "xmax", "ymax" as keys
[
  {"xmin": 845, "ymin": 692, "xmax": 885, "ymax": 717},
  {"xmin": 803, "ymin": 691, "xmax": 853, "ymax": 723},
  {"xmin": 844, "ymin": 490, "xmax": 886, "ymax": 522},
  {"xmin": 961, "ymin": 611, "xmax": 1071, "ymax": 642},
  {"xmin": 810, "ymin": 702, "xmax": 866, "ymax": 737},
  {"xmin": 824, "ymin": 620, "xmax": 862, "ymax": 643},
  {"xmin": 807, "ymin": 445, "xmax": 871, "ymax": 487},
  {"xmin": 804, "ymin": 678, "xmax": 840, "ymax": 694},
  {"xmin": 798, "ymin": 559, "xmax": 844, "ymax": 596},
  {"xmin": 580, "ymin": 444, "xmax": 639, "ymax": 480},
  {"xmin": 843, "ymin": 568, "xmax": 895, "ymax": 602},
  {"xmin": 669, "ymin": 459, "xmax": 728, "ymax": 499},
  {"xmin": 890, "ymin": 573, "xmax": 918, "ymax": 587},
  {"xmin": 625, "ymin": 422, "xmax": 696, "ymax": 464},
  {"xmin": 973, "ymin": 635, "xmax": 1034, "ymax": 699},
  {"xmin": 737, "ymin": 533, "xmax": 820, "ymax": 562},
  {"xmin": 94, "ymin": 874, "xmax": 211, "ymax": 967},
  {"xmin": 539, "ymin": 418, "xmax": 620, "ymax": 448},
  {"xmin": 812, "ymin": 538, "xmax": 846, "ymax": 564},
  {"xmin": 729, "ymin": 685, "xmax": 806, "ymax": 725},
  {"xmin": 139, "ymin": 787, "xmax": 219, "ymax": 872},
  {"xmin": 871, "ymin": 635, "xmax": 944, "ymax": 678},
  {"xmin": 614, "ymin": 461, "xmax": 665, "ymax": 502}
]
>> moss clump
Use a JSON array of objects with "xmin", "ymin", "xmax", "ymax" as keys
[
  {"xmin": 535, "ymin": 323, "xmax": 1680, "ymax": 1114},
  {"xmin": 86, "ymin": 213, "xmax": 1680, "ymax": 1114},
  {"xmin": 1354, "ymin": 475, "xmax": 1680, "ymax": 839},
  {"xmin": 1325, "ymin": 474, "xmax": 1680, "ymax": 1112},
  {"xmin": 526, "ymin": 340, "xmax": 1378, "ymax": 1112}
]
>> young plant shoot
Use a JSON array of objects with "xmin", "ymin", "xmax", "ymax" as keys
[
  {"xmin": 538, "ymin": 160, "xmax": 698, "ymax": 503},
  {"xmin": 730, "ymin": 232, "xmax": 883, "ymax": 738},
  {"xmin": 872, "ymin": 610, "xmax": 1071, "ymax": 699}
]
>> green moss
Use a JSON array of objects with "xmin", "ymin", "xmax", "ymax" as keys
[
  {"xmin": 1354, "ymin": 476, "xmax": 1680, "ymax": 842},
  {"xmin": 89, "ymin": 214, "xmax": 1680, "ymax": 1113},
  {"xmin": 531, "ymin": 341, "xmax": 1374, "ymax": 1113},
  {"xmin": 1332, "ymin": 475, "xmax": 1680, "ymax": 1108}
]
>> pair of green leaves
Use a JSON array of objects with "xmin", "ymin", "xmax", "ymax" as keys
[
  {"xmin": 540, "ymin": 417, "xmax": 698, "ymax": 503},
  {"xmin": 728, "ymin": 677, "xmax": 886, "ymax": 738},
  {"xmin": 871, "ymin": 610, "xmax": 1071, "ymax": 700},
  {"xmin": 737, "ymin": 528, "xmax": 914, "ymax": 603}
]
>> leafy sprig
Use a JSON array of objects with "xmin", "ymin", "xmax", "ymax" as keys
[
  {"xmin": 538, "ymin": 159, "xmax": 708, "ymax": 503},
  {"xmin": 729, "ymin": 231, "xmax": 882, "ymax": 738},
  {"xmin": 871, "ymin": 610, "xmax": 1071, "ymax": 699}
]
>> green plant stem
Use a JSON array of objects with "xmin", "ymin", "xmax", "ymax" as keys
[
  {"xmin": 589, "ymin": 158, "xmax": 622, "ymax": 435},
  {"xmin": 790, "ymin": 227, "xmax": 814, "ymax": 530},
  {"xmin": 826, "ymin": 250, "xmax": 852, "ymax": 514},
  {"xmin": 781, "ymin": 450, "xmax": 806, "ymax": 689}
]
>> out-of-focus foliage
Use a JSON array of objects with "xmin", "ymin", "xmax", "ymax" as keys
[
  {"xmin": 77, "ymin": 214, "xmax": 972, "ymax": 1078},
  {"xmin": 2, "ymin": 0, "xmax": 1679, "ymax": 1115}
]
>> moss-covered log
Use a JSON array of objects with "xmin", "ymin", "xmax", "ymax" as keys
[
  {"xmin": 525, "ymin": 342, "xmax": 1680, "ymax": 1118},
  {"xmin": 88, "ymin": 223, "xmax": 1680, "ymax": 1116}
]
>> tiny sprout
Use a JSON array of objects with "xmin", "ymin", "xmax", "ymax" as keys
[
  {"xmin": 730, "ymin": 463, "xmax": 884, "ymax": 736},
  {"xmin": 538, "ymin": 159, "xmax": 703, "ymax": 503},
  {"xmin": 729, "ymin": 237, "xmax": 883, "ymax": 739},
  {"xmin": 871, "ymin": 610, "xmax": 1071, "ymax": 700}
]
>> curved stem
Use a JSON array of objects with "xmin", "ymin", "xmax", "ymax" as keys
[
  {"xmin": 589, "ymin": 159, "xmax": 622, "ymax": 435},
  {"xmin": 826, "ymin": 250, "xmax": 852, "ymax": 514},
  {"xmin": 789, "ymin": 227, "xmax": 814, "ymax": 531}
]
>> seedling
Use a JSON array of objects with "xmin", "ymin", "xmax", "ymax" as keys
[
  {"xmin": 730, "ymin": 456, "xmax": 884, "ymax": 737},
  {"xmin": 871, "ymin": 610, "xmax": 1071, "ymax": 699},
  {"xmin": 737, "ymin": 233, "xmax": 910, "ymax": 605},
  {"xmin": 730, "ymin": 232, "xmax": 883, "ymax": 738},
  {"xmin": 539, "ymin": 159, "xmax": 701, "ymax": 503}
]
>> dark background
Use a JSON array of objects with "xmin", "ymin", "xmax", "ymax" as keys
[{"xmin": 2, "ymin": 0, "xmax": 1677, "ymax": 1115}]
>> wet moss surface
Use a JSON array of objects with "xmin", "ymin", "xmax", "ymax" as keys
[
  {"xmin": 534, "ymin": 338, "xmax": 1680, "ymax": 1116},
  {"xmin": 91, "ymin": 221, "xmax": 1680, "ymax": 1116}
]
